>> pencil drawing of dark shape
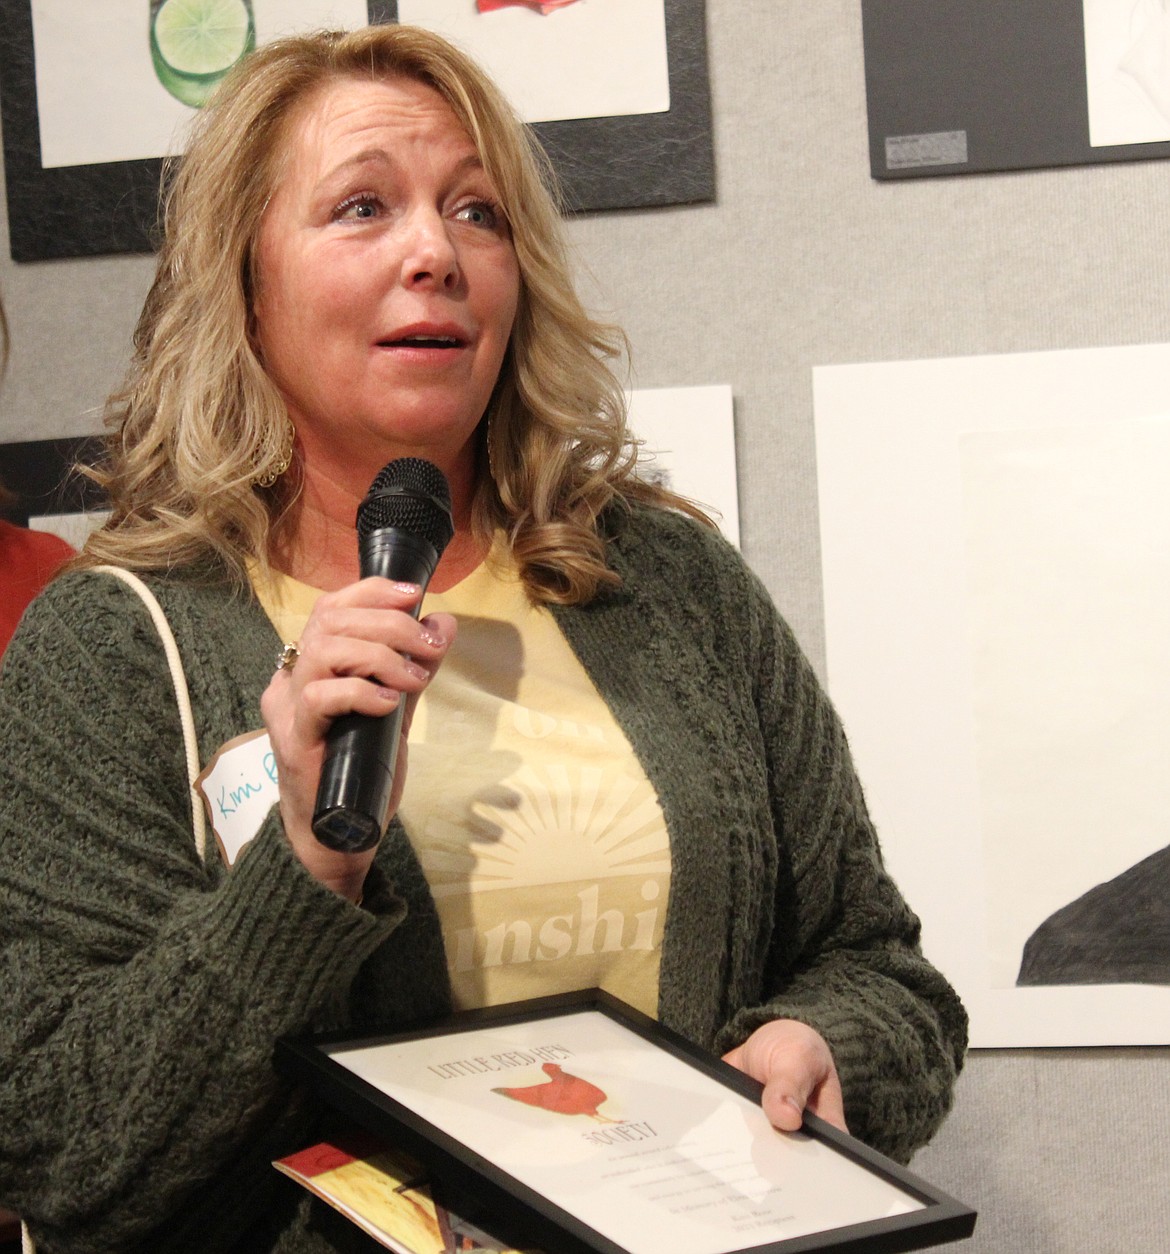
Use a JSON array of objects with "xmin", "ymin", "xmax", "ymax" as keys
[{"xmin": 1017, "ymin": 844, "xmax": 1170, "ymax": 985}]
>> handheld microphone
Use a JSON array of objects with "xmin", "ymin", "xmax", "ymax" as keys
[{"xmin": 311, "ymin": 457, "xmax": 454, "ymax": 853}]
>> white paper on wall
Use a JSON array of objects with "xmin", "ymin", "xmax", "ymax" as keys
[
  {"xmin": 32, "ymin": 0, "xmax": 372, "ymax": 168},
  {"xmin": 814, "ymin": 343, "xmax": 1170, "ymax": 1048},
  {"xmin": 1083, "ymin": 0, "xmax": 1170, "ymax": 146},
  {"xmin": 626, "ymin": 384, "xmax": 739, "ymax": 547},
  {"xmin": 960, "ymin": 419, "xmax": 1170, "ymax": 989},
  {"xmin": 29, "ymin": 510, "xmax": 110, "ymax": 549},
  {"xmin": 397, "ymin": 0, "xmax": 669, "ymax": 125}
]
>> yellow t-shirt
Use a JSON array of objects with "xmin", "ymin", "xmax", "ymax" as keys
[{"xmin": 250, "ymin": 552, "xmax": 671, "ymax": 1018}]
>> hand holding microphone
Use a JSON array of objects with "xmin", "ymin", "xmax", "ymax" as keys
[
  {"xmin": 260, "ymin": 456, "xmax": 455, "ymax": 894},
  {"xmin": 310, "ymin": 458, "xmax": 454, "ymax": 853}
]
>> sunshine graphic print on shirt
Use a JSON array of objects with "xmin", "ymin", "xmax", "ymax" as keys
[{"xmin": 399, "ymin": 554, "xmax": 672, "ymax": 1018}]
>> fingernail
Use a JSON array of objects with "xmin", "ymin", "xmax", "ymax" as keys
[
  {"xmin": 418, "ymin": 626, "xmax": 444, "ymax": 648},
  {"xmin": 392, "ymin": 581, "xmax": 420, "ymax": 595},
  {"xmin": 404, "ymin": 661, "xmax": 430, "ymax": 682},
  {"xmin": 375, "ymin": 686, "xmax": 400, "ymax": 703}
]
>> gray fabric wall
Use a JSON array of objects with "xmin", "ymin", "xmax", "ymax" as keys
[{"xmin": 2, "ymin": 2, "xmax": 1168, "ymax": 1249}]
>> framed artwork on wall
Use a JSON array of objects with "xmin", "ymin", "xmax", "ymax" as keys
[
  {"xmin": 0, "ymin": 0, "xmax": 713, "ymax": 262},
  {"xmin": 813, "ymin": 343, "xmax": 1170, "ymax": 1048},
  {"xmin": 861, "ymin": 0, "xmax": 1170, "ymax": 180}
]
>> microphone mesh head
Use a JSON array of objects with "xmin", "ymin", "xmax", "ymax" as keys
[{"xmin": 356, "ymin": 458, "xmax": 454, "ymax": 552}]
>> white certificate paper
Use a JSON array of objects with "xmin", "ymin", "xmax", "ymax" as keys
[{"xmin": 326, "ymin": 1009, "xmax": 926, "ymax": 1254}]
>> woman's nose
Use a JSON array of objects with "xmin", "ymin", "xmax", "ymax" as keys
[{"xmin": 400, "ymin": 209, "xmax": 459, "ymax": 290}]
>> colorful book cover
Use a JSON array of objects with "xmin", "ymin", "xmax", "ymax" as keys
[{"xmin": 274, "ymin": 1132, "xmax": 539, "ymax": 1254}]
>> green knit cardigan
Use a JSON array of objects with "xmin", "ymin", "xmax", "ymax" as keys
[{"xmin": 0, "ymin": 505, "xmax": 966, "ymax": 1253}]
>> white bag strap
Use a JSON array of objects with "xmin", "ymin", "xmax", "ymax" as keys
[
  {"xmin": 93, "ymin": 566, "xmax": 207, "ymax": 862},
  {"xmin": 20, "ymin": 566, "xmax": 209, "ymax": 1253}
]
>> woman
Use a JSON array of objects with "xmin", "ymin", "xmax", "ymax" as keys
[{"xmin": 0, "ymin": 25, "xmax": 967, "ymax": 1253}]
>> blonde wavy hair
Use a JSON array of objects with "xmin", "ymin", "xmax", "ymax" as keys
[{"xmin": 79, "ymin": 23, "xmax": 708, "ymax": 604}]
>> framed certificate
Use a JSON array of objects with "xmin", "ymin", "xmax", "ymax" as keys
[{"xmin": 276, "ymin": 990, "xmax": 976, "ymax": 1254}]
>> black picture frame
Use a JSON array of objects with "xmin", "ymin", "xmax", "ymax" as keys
[
  {"xmin": 861, "ymin": 0, "xmax": 1170, "ymax": 181},
  {"xmin": 276, "ymin": 989, "xmax": 976, "ymax": 1254},
  {"xmin": 0, "ymin": 435, "xmax": 106, "ymax": 525},
  {"xmin": 0, "ymin": 0, "xmax": 714, "ymax": 262}
]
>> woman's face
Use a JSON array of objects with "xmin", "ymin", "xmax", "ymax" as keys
[{"xmin": 252, "ymin": 75, "xmax": 520, "ymax": 488}]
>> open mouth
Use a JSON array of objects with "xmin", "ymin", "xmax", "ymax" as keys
[{"xmin": 381, "ymin": 334, "xmax": 465, "ymax": 349}]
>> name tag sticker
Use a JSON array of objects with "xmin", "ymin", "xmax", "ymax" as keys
[{"xmin": 196, "ymin": 730, "xmax": 279, "ymax": 867}]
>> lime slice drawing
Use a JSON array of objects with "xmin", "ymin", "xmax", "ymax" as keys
[{"xmin": 150, "ymin": 0, "xmax": 255, "ymax": 109}]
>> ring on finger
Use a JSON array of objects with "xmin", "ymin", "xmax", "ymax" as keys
[{"xmin": 275, "ymin": 641, "xmax": 300, "ymax": 673}]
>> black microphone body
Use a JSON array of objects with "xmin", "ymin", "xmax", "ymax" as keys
[{"xmin": 311, "ymin": 459, "xmax": 453, "ymax": 853}]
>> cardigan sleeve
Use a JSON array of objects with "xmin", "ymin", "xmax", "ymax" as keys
[
  {"xmin": 0, "ymin": 574, "xmax": 401, "ymax": 1252},
  {"xmin": 713, "ymin": 569, "xmax": 968, "ymax": 1164}
]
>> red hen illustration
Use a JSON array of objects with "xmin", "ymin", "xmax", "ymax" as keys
[
  {"xmin": 493, "ymin": 1063, "xmax": 614, "ymax": 1121},
  {"xmin": 477, "ymin": 1, "xmax": 581, "ymax": 13}
]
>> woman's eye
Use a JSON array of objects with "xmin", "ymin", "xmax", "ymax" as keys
[
  {"xmin": 455, "ymin": 200, "xmax": 501, "ymax": 229},
  {"xmin": 335, "ymin": 195, "xmax": 381, "ymax": 220}
]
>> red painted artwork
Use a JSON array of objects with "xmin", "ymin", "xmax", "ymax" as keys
[
  {"xmin": 477, "ymin": 0, "xmax": 582, "ymax": 14},
  {"xmin": 493, "ymin": 1063, "xmax": 615, "ymax": 1120}
]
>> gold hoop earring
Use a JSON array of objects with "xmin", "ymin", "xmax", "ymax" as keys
[{"xmin": 254, "ymin": 416, "xmax": 294, "ymax": 488}]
